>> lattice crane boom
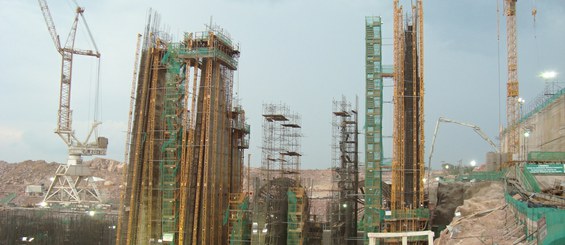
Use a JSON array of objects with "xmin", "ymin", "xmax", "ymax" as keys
[
  {"xmin": 505, "ymin": 0, "xmax": 520, "ymax": 154},
  {"xmin": 39, "ymin": 0, "xmax": 107, "ymax": 205},
  {"xmin": 38, "ymin": 0, "xmax": 104, "ymax": 155},
  {"xmin": 38, "ymin": 0, "xmax": 60, "ymax": 52}
]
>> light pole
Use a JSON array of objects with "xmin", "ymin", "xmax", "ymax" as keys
[
  {"xmin": 540, "ymin": 70, "xmax": 558, "ymax": 95},
  {"xmin": 518, "ymin": 98, "xmax": 525, "ymax": 117},
  {"xmin": 523, "ymin": 130, "xmax": 530, "ymax": 161},
  {"xmin": 108, "ymin": 225, "xmax": 116, "ymax": 245}
]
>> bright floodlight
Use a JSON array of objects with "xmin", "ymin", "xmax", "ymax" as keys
[
  {"xmin": 445, "ymin": 165, "xmax": 450, "ymax": 169},
  {"xmin": 342, "ymin": 203, "xmax": 348, "ymax": 208},
  {"xmin": 518, "ymin": 98, "xmax": 525, "ymax": 104},
  {"xmin": 435, "ymin": 177, "xmax": 440, "ymax": 181},
  {"xmin": 540, "ymin": 71, "xmax": 557, "ymax": 80},
  {"xmin": 524, "ymin": 131, "xmax": 530, "ymax": 137},
  {"xmin": 470, "ymin": 160, "xmax": 477, "ymax": 167},
  {"xmin": 88, "ymin": 211, "xmax": 96, "ymax": 216}
]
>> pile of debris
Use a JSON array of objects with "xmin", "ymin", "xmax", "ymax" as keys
[{"xmin": 435, "ymin": 181, "xmax": 523, "ymax": 245}]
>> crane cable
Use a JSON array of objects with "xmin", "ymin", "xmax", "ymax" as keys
[
  {"xmin": 71, "ymin": 0, "xmax": 102, "ymax": 138},
  {"xmin": 497, "ymin": 0, "xmax": 502, "ymax": 154},
  {"xmin": 531, "ymin": 0, "xmax": 541, "ymax": 72}
]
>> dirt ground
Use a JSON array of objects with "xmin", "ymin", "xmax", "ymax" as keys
[{"xmin": 434, "ymin": 181, "xmax": 524, "ymax": 245}]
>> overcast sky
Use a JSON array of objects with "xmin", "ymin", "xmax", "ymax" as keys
[{"xmin": 1, "ymin": 0, "xmax": 564, "ymax": 169}]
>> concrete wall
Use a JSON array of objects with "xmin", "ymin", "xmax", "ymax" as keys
[{"xmin": 521, "ymin": 94, "xmax": 565, "ymax": 159}]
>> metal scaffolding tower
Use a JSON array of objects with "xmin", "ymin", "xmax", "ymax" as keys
[
  {"xmin": 251, "ymin": 103, "xmax": 307, "ymax": 245},
  {"xmin": 117, "ymin": 13, "xmax": 249, "ymax": 245},
  {"xmin": 364, "ymin": 16, "xmax": 385, "ymax": 242},
  {"xmin": 331, "ymin": 97, "xmax": 359, "ymax": 245}
]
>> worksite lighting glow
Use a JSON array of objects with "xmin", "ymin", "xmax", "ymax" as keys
[
  {"xmin": 518, "ymin": 98, "xmax": 525, "ymax": 104},
  {"xmin": 540, "ymin": 71, "xmax": 557, "ymax": 79}
]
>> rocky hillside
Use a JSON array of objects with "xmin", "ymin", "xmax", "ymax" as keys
[
  {"xmin": 0, "ymin": 158, "xmax": 124, "ymax": 207},
  {"xmin": 0, "ymin": 159, "xmax": 336, "ymax": 212}
]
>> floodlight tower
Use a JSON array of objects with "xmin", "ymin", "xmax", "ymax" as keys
[{"xmin": 38, "ymin": 0, "xmax": 108, "ymax": 204}]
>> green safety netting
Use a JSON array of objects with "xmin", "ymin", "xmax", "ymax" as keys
[
  {"xmin": 229, "ymin": 196, "xmax": 250, "ymax": 245},
  {"xmin": 528, "ymin": 151, "xmax": 565, "ymax": 162},
  {"xmin": 383, "ymin": 208, "xmax": 430, "ymax": 220},
  {"xmin": 521, "ymin": 167, "xmax": 542, "ymax": 193},
  {"xmin": 505, "ymin": 193, "xmax": 565, "ymax": 245},
  {"xmin": 364, "ymin": 15, "xmax": 384, "ymax": 245},
  {"xmin": 287, "ymin": 189, "xmax": 301, "ymax": 245}
]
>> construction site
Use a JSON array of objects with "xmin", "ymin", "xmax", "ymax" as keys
[{"xmin": 1, "ymin": 0, "xmax": 565, "ymax": 244}]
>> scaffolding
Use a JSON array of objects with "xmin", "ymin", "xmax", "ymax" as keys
[
  {"xmin": 252, "ymin": 103, "xmax": 306, "ymax": 245},
  {"xmin": 117, "ymin": 13, "xmax": 249, "ymax": 245},
  {"xmin": 262, "ymin": 104, "xmax": 302, "ymax": 182},
  {"xmin": 287, "ymin": 187, "xmax": 307, "ymax": 245},
  {"xmin": 331, "ymin": 97, "xmax": 359, "ymax": 245},
  {"xmin": 364, "ymin": 16, "xmax": 385, "ymax": 243},
  {"xmin": 160, "ymin": 40, "xmax": 184, "ymax": 240},
  {"xmin": 228, "ymin": 193, "xmax": 251, "ymax": 245}
]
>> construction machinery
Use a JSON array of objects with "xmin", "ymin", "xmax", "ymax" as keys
[
  {"xmin": 428, "ymin": 117, "xmax": 499, "ymax": 169},
  {"xmin": 38, "ymin": 0, "xmax": 108, "ymax": 204},
  {"xmin": 504, "ymin": 0, "xmax": 520, "ymax": 155}
]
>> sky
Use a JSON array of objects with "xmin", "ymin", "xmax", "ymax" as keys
[{"xmin": 0, "ymin": 0, "xmax": 564, "ymax": 169}]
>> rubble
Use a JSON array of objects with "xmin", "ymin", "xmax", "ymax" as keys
[{"xmin": 435, "ymin": 181, "xmax": 524, "ymax": 245}]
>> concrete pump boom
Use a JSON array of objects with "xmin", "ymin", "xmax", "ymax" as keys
[{"xmin": 428, "ymin": 117, "xmax": 499, "ymax": 169}]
